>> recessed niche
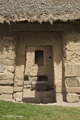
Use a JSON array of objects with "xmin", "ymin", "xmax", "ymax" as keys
[{"xmin": 35, "ymin": 50, "xmax": 44, "ymax": 66}]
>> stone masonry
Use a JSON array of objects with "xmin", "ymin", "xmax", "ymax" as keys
[{"xmin": 0, "ymin": 23, "xmax": 80, "ymax": 103}]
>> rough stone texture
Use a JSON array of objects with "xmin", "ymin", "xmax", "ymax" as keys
[
  {"xmin": 6, "ymin": 66, "xmax": 14, "ymax": 73},
  {"xmin": 56, "ymin": 93, "xmax": 63, "ymax": 103},
  {"xmin": 0, "ymin": 65, "xmax": 5, "ymax": 73},
  {"xmin": 66, "ymin": 87, "xmax": 80, "ymax": 93},
  {"xmin": 65, "ymin": 64, "xmax": 80, "ymax": 77},
  {"xmin": 0, "ymin": 86, "xmax": 13, "ymax": 94},
  {"xmin": 0, "ymin": 73, "xmax": 14, "ymax": 80},
  {"xmin": 0, "ymin": 22, "xmax": 80, "ymax": 103},
  {"xmin": 13, "ymin": 92, "xmax": 22, "ymax": 102},
  {"xmin": 0, "ymin": 94, "xmax": 12, "ymax": 101},
  {"xmin": 14, "ymin": 87, "xmax": 23, "ymax": 92},
  {"xmin": 65, "ymin": 77, "xmax": 80, "ymax": 87},
  {"xmin": 0, "ymin": 0, "xmax": 80, "ymax": 23},
  {"xmin": 63, "ymin": 30, "xmax": 80, "ymax": 64},
  {"xmin": 66, "ymin": 93, "xmax": 79, "ymax": 103},
  {"xmin": 0, "ymin": 79, "xmax": 13, "ymax": 85}
]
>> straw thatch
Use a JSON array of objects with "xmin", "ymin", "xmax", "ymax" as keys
[{"xmin": 0, "ymin": 0, "xmax": 80, "ymax": 23}]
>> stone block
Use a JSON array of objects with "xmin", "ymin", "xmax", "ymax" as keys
[
  {"xmin": 5, "ymin": 59, "xmax": 15, "ymax": 66},
  {"xmin": 56, "ymin": 93, "xmax": 63, "ymax": 103},
  {"xmin": 66, "ymin": 87, "xmax": 80, "ymax": 93},
  {"xmin": 14, "ymin": 87, "xmax": 23, "ymax": 92},
  {"xmin": 65, "ymin": 77, "xmax": 80, "ymax": 87},
  {"xmin": 0, "ymin": 65, "xmax": 5, "ymax": 73},
  {"xmin": 0, "ymin": 73, "xmax": 14, "ymax": 80},
  {"xmin": 0, "ymin": 80, "xmax": 13, "ymax": 85},
  {"xmin": 13, "ymin": 92, "xmax": 22, "ymax": 102},
  {"xmin": 0, "ymin": 94, "xmax": 12, "ymax": 101},
  {"xmin": 6, "ymin": 66, "xmax": 14, "ymax": 73},
  {"xmin": 66, "ymin": 93, "xmax": 79, "ymax": 103},
  {"xmin": 0, "ymin": 86, "xmax": 13, "ymax": 94},
  {"xmin": 65, "ymin": 64, "xmax": 80, "ymax": 77}
]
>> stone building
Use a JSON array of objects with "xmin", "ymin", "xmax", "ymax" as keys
[{"xmin": 0, "ymin": 0, "xmax": 80, "ymax": 103}]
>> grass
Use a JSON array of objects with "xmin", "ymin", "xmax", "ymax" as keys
[{"xmin": 0, "ymin": 100, "xmax": 80, "ymax": 120}]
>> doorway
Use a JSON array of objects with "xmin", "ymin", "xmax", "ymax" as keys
[{"xmin": 23, "ymin": 46, "xmax": 55, "ymax": 103}]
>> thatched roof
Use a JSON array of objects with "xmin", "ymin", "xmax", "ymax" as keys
[{"xmin": 0, "ymin": 0, "xmax": 80, "ymax": 23}]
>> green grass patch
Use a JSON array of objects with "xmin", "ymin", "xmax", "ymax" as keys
[{"xmin": 0, "ymin": 100, "xmax": 80, "ymax": 120}]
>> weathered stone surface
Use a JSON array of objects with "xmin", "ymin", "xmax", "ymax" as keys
[
  {"xmin": 65, "ymin": 78, "xmax": 80, "ymax": 87},
  {"xmin": 14, "ymin": 87, "xmax": 23, "ymax": 92},
  {"xmin": 13, "ymin": 92, "xmax": 22, "ymax": 102},
  {"xmin": 66, "ymin": 87, "xmax": 80, "ymax": 93},
  {"xmin": 0, "ymin": 59, "xmax": 15, "ymax": 66},
  {"xmin": 0, "ymin": 86, "xmax": 13, "ymax": 94},
  {"xmin": 56, "ymin": 93, "xmax": 63, "ymax": 103},
  {"xmin": 6, "ymin": 66, "xmax": 14, "ymax": 73},
  {"xmin": 65, "ymin": 64, "xmax": 80, "ymax": 77},
  {"xmin": 0, "ymin": 65, "xmax": 5, "ymax": 73},
  {"xmin": 6, "ymin": 53, "xmax": 16, "ymax": 60},
  {"xmin": 0, "ymin": 73, "xmax": 14, "ymax": 80},
  {"xmin": 0, "ymin": 94, "xmax": 12, "ymax": 101},
  {"xmin": 0, "ymin": 80, "xmax": 13, "ymax": 85},
  {"xmin": 66, "ymin": 93, "xmax": 79, "ymax": 103}
]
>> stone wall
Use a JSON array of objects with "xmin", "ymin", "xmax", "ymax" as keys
[
  {"xmin": 0, "ymin": 29, "xmax": 17, "ymax": 101},
  {"xmin": 0, "ymin": 22, "xmax": 80, "ymax": 103},
  {"xmin": 14, "ymin": 31, "xmax": 62, "ymax": 103},
  {"xmin": 63, "ymin": 29, "xmax": 80, "ymax": 103}
]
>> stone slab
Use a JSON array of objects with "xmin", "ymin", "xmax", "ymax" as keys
[
  {"xmin": 0, "ymin": 73, "xmax": 14, "ymax": 80},
  {"xmin": 0, "ymin": 86, "xmax": 13, "ymax": 94},
  {"xmin": 0, "ymin": 80, "xmax": 13, "ymax": 85},
  {"xmin": 65, "ymin": 77, "xmax": 80, "ymax": 87},
  {"xmin": 0, "ymin": 94, "xmax": 12, "ymax": 101},
  {"xmin": 66, "ymin": 87, "xmax": 80, "ymax": 93},
  {"xmin": 65, "ymin": 64, "xmax": 80, "ymax": 77},
  {"xmin": 66, "ymin": 93, "xmax": 79, "ymax": 103}
]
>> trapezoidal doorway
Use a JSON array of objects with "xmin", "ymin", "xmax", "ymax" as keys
[{"xmin": 23, "ymin": 46, "xmax": 55, "ymax": 103}]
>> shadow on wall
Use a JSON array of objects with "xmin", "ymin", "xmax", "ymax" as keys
[{"xmin": 22, "ymin": 46, "xmax": 55, "ymax": 103}]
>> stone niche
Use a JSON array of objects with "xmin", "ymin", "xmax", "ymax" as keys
[{"xmin": 23, "ymin": 46, "xmax": 55, "ymax": 103}]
